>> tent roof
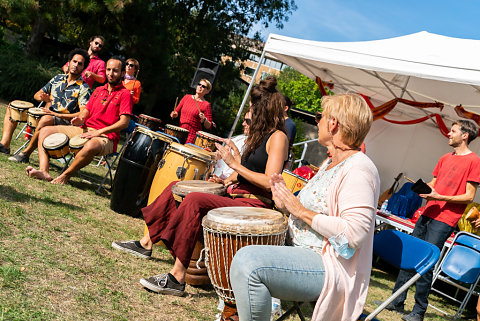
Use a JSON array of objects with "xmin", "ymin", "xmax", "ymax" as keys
[{"xmin": 264, "ymin": 32, "xmax": 480, "ymax": 115}]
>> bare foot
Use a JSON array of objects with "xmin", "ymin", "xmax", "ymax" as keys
[
  {"xmin": 27, "ymin": 168, "xmax": 53, "ymax": 181},
  {"xmin": 51, "ymin": 174, "xmax": 70, "ymax": 185}
]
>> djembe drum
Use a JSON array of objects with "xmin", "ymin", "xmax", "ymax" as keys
[
  {"xmin": 202, "ymin": 207, "xmax": 287, "ymax": 320},
  {"xmin": 164, "ymin": 124, "xmax": 189, "ymax": 144},
  {"xmin": 171, "ymin": 180, "xmax": 226, "ymax": 286},
  {"xmin": 194, "ymin": 131, "xmax": 223, "ymax": 152},
  {"xmin": 137, "ymin": 114, "xmax": 162, "ymax": 132}
]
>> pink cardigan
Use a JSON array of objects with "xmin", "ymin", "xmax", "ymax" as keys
[{"xmin": 311, "ymin": 152, "xmax": 380, "ymax": 321}]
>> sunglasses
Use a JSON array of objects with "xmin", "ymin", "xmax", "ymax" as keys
[
  {"xmin": 126, "ymin": 63, "xmax": 135, "ymax": 68},
  {"xmin": 94, "ymin": 41, "xmax": 103, "ymax": 48},
  {"xmin": 315, "ymin": 112, "xmax": 322, "ymax": 123},
  {"xmin": 243, "ymin": 118, "xmax": 252, "ymax": 126},
  {"xmin": 197, "ymin": 83, "xmax": 208, "ymax": 89}
]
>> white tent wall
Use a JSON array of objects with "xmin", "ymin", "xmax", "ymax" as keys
[{"xmin": 255, "ymin": 31, "xmax": 480, "ymax": 202}]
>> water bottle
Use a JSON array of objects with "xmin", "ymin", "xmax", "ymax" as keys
[{"xmin": 380, "ymin": 200, "xmax": 389, "ymax": 213}]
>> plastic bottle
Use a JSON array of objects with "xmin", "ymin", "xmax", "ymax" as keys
[{"xmin": 380, "ymin": 200, "xmax": 389, "ymax": 213}]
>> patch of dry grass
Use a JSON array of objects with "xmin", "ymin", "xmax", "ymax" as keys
[{"xmin": 0, "ymin": 100, "xmax": 474, "ymax": 320}]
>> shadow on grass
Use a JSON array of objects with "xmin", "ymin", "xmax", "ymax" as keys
[{"xmin": 0, "ymin": 185, "xmax": 81, "ymax": 210}]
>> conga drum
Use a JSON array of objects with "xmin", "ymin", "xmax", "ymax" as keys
[
  {"xmin": 42, "ymin": 133, "xmax": 70, "ymax": 159},
  {"xmin": 147, "ymin": 142, "xmax": 215, "ymax": 205},
  {"xmin": 164, "ymin": 124, "xmax": 189, "ymax": 144},
  {"xmin": 26, "ymin": 108, "xmax": 46, "ymax": 129},
  {"xmin": 282, "ymin": 170, "xmax": 309, "ymax": 194},
  {"xmin": 110, "ymin": 127, "xmax": 173, "ymax": 216},
  {"xmin": 194, "ymin": 131, "xmax": 223, "ymax": 152},
  {"xmin": 137, "ymin": 114, "xmax": 162, "ymax": 132},
  {"xmin": 171, "ymin": 180, "xmax": 226, "ymax": 286},
  {"xmin": 69, "ymin": 135, "xmax": 89, "ymax": 156},
  {"xmin": 9, "ymin": 100, "xmax": 33, "ymax": 122},
  {"xmin": 202, "ymin": 207, "xmax": 287, "ymax": 319}
]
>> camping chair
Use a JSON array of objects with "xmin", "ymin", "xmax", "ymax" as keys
[
  {"xmin": 363, "ymin": 229, "xmax": 440, "ymax": 321},
  {"xmin": 428, "ymin": 231, "xmax": 480, "ymax": 320}
]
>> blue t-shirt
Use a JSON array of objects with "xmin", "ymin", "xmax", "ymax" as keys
[{"xmin": 285, "ymin": 117, "xmax": 297, "ymax": 145}]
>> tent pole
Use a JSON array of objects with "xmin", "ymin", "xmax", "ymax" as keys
[{"xmin": 228, "ymin": 48, "xmax": 267, "ymax": 139}]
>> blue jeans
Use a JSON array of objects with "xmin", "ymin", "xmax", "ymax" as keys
[
  {"xmin": 391, "ymin": 215, "xmax": 454, "ymax": 316},
  {"xmin": 230, "ymin": 245, "xmax": 325, "ymax": 321}
]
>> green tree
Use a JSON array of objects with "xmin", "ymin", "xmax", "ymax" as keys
[{"xmin": 277, "ymin": 66, "xmax": 327, "ymax": 113}]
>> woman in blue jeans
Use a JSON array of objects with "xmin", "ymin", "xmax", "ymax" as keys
[{"xmin": 230, "ymin": 94, "xmax": 380, "ymax": 321}]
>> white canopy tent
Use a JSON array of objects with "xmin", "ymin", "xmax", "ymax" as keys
[{"xmin": 231, "ymin": 31, "xmax": 480, "ymax": 195}]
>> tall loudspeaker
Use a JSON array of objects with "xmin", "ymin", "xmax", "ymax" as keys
[{"xmin": 190, "ymin": 58, "xmax": 220, "ymax": 90}]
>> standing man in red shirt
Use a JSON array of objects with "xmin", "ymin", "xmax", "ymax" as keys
[
  {"xmin": 383, "ymin": 119, "xmax": 480, "ymax": 321},
  {"xmin": 27, "ymin": 56, "xmax": 133, "ymax": 185},
  {"xmin": 63, "ymin": 35, "xmax": 106, "ymax": 88},
  {"xmin": 170, "ymin": 78, "xmax": 213, "ymax": 144}
]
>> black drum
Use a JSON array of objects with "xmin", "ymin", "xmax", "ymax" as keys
[{"xmin": 110, "ymin": 126, "xmax": 173, "ymax": 216}]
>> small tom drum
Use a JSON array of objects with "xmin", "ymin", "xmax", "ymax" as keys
[
  {"xmin": 69, "ymin": 135, "xmax": 89, "ymax": 156},
  {"xmin": 27, "ymin": 108, "xmax": 46, "ymax": 129},
  {"xmin": 202, "ymin": 207, "xmax": 287, "ymax": 307},
  {"xmin": 42, "ymin": 133, "xmax": 70, "ymax": 159},
  {"xmin": 137, "ymin": 114, "xmax": 162, "ymax": 132},
  {"xmin": 172, "ymin": 180, "xmax": 226, "ymax": 286},
  {"xmin": 165, "ymin": 124, "xmax": 189, "ymax": 144},
  {"xmin": 282, "ymin": 170, "xmax": 309, "ymax": 194},
  {"xmin": 9, "ymin": 100, "xmax": 33, "ymax": 122},
  {"xmin": 194, "ymin": 131, "xmax": 223, "ymax": 152}
]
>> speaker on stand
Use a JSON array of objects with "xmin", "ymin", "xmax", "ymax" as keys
[{"xmin": 190, "ymin": 58, "xmax": 220, "ymax": 90}]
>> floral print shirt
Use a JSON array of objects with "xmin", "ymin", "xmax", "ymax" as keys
[
  {"xmin": 41, "ymin": 74, "xmax": 91, "ymax": 114},
  {"xmin": 288, "ymin": 156, "xmax": 350, "ymax": 254}
]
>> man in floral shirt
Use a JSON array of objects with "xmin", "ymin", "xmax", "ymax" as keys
[{"xmin": 5, "ymin": 48, "xmax": 91, "ymax": 163}]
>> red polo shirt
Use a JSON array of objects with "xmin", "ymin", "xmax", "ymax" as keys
[{"xmin": 84, "ymin": 83, "xmax": 133, "ymax": 151}]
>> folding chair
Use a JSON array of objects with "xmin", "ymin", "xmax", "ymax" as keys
[
  {"xmin": 428, "ymin": 231, "xmax": 480, "ymax": 320},
  {"xmin": 363, "ymin": 229, "xmax": 440, "ymax": 321}
]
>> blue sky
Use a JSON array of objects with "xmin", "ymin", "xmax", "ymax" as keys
[{"xmin": 254, "ymin": 0, "xmax": 480, "ymax": 42}]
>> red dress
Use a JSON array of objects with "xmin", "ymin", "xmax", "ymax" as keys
[{"xmin": 174, "ymin": 95, "xmax": 212, "ymax": 144}]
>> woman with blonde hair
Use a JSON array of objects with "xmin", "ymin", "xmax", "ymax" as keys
[
  {"xmin": 122, "ymin": 58, "xmax": 142, "ymax": 104},
  {"xmin": 231, "ymin": 94, "xmax": 380, "ymax": 321}
]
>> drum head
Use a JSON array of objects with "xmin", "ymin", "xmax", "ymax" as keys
[
  {"xmin": 27, "ymin": 107, "xmax": 46, "ymax": 116},
  {"xmin": 135, "ymin": 126, "xmax": 173, "ymax": 143},
  {"xmin": 10, "ymin": 100, "xmax": 33, "ymax": 109},
  {"xmin": 168, "ymin": 142, "xmax": 215, "ymax": 161},
  {"xmin": 139, "ymin": 114, "xmax": 161, "ymax": 122},
  {"xmin": 166, "ymin": 124, "xmax": 189, "ymax": 133},
  {"xmin": 196, "ymin": 131, "xmax": 223, "ymax": 141},
  {"xmin": 43, "ymin": 133, "xmax": 69, "ymax": 149},
  {"xmin": 69, "ymin": 135, "xmax": 89, "ymax": 148},
  {"xmin": 202, "ymin": 207, "xmax": 287, "ymax": 235},
  {"xmin": 172, "ymin": 180, "xmax": 226, "ymax": 197}
]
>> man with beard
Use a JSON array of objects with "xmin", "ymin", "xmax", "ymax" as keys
[
  {"xmin": 63, "ymin": 35, "xmax": 106, "ymax": 88},
  {"xmin": 7, "ymin": 49, "xmax": 92, "ymax": 163},
  {"xmin": 382, "ymin": 119, "xmax": 480, "ymax": 321},
  {"xmin": 26, "ymin": 57, "xmax": 133, "ymax": 185}
]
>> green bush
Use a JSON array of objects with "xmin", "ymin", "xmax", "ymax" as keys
[{"xmin": 0, "ymin": 42, "xmax": 59, "ymax": 103}]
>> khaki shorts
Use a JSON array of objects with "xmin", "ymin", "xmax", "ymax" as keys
[{"xmin": 54, "ymin": 125, "xmax": 113, "ymax": 156}]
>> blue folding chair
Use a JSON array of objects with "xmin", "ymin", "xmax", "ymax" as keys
[
  {"xmin": 429, "ymin": 231, "xmax": 480, "ymax": 320},
  {"xmin": 363, "ymin": 230, "xmax": 440, "ymax": 321}
]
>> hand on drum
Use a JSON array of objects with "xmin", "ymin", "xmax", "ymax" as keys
[
  {"xmin": 208, "ymin": 174, "xmax": 234, "ymax": 187},
  {"xmin": 80, "ymin": 130, "xmax": 101, "ymax": 139},
  {"xmin": 215, "ymin": 143, "xmax": 237, "ymax": 167},
  {"xmin": 270, "ymin": 173, "xmax": 303, "ymax": 216},
  {"xmin": 170, "ymin": 111, "xmax": 178, "ymax": 119}
]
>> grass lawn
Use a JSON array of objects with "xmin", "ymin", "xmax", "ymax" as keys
[{"xmin": 0, "ymin": 100, "xmax": 473, "ymax": 320}]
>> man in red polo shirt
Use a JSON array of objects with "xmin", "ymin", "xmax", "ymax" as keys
[
  {"xmin": 63, "ymin": 35, "xmax": 106, "ymax": 88},
  {"xmin": 27, "ymin": 56, "xmax": 133, "ymax": 185}
]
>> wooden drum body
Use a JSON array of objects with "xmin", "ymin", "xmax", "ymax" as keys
[
  {"xmin": 26, "ymin": 108, "xmax": 46, "ymax": 129},
  {"xmin": 147, "ymin": 142, "xmax": 215, "ymax": 205},
  {"xmin": 282, "ymin": 170, "xmax": 309, "ymax": 194},
  {"xmin": 111, "ymin": 127, "xmax": 173, "ymax": 216},
  {"xmin": 171, "ymin": 180, "xmax": 226, "ymax": 286},
  {"xmin": 9, "ymin": 100, "xmax": 33, "ymax": 122},
  {"xmin": 42, "ymin": 133, "xmax": 70, "ymax": 159},
  {"xmin": 202, "ymin": 207, "xmax": 287, "ymax": 305},
  {"xmin": 194, "ymin": 131, "xmax": 223, "ymax": 152},
  {"xmin": 137, "ymin": 114, "xmax": 162, "ymax": 132},
  {"xmin": 68, "ymin": 135, "xmax": 89, "ymax": 156},
  {"xmin": 164, "ymin": 124, "xmax": 189, "ymax": 144}
]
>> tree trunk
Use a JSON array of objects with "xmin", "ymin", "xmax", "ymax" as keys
[{"xmin": 24, "ymin": 16, "xmax": 47, "ymax": 57}]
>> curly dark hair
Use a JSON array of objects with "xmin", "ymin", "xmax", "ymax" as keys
[
  {"xmin": 243, "ymin": 76, "xmax": 286, "ymax": 159},
  {"xmin": 67, "ymin": 48, "xmax": 90, "ymax": 72}
]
